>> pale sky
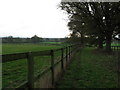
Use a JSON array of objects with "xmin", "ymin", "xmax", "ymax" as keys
[{"xmin": 0, "ymin": 0, "xmax": 70, "ymax": 38}]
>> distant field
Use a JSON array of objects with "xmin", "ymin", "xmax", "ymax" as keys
[
  {"xmin": 2, "ymin": 44, "xmax": 63, "ymax": 88},
  {"xmin": 2, "ymin": 43, "xmax": 62, "ymax": 54},
  {"xmin": 103, "ymin": 43, "xmax": 120, "ymax": 47},
  {"xmin": 111, "ymin": 43, "xmax": 120, "ymax": 46},
  {"xmin": 0, "ymin": 44, "xmax": 2, "ymax": 54},
  {"xmin": 41, "ymin": 42, "xmax": 62, "ymax": 44}
]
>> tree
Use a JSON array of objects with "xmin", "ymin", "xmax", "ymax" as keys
[
  {"xmin": 60, "ymin": 1, "xmax": 120, "ymax": 52},
  {"xmin": 31, "ymin": 35, "xmax": 42, "ymax": 43},
  {"xmin": 7, "ymin": 36, "xmax": 14, "ymax": 43}
]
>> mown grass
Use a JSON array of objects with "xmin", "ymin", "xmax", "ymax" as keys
[
  {"xmin": 41, "ymin": 42, "xmax": 62, "ymax": 44},
  {"xmin": 2, "ymin": 44, "xmax": 61, "ymax": 54},
  {"xmin": 103, "ymin": 43, "xmax": 120, "ymax": 46},
  {"xmin": 2, "ymin": 44, "xmax": 63, "ymax": 88},
  {"xmin": 57, "ymin": 47, "xmax": 118, "ymax": 88}
]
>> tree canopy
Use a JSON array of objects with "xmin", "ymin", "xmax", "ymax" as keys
[{"xmin": 60, "ymin": 1, "xmax": 120, "ymax": 52}]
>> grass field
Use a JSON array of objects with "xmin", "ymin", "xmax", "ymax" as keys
[
  {"xmin": 57, "ymin": 47, "xmax": 118, "ymax": 88},
  {"xmin": 2, "ymin": 44, "xmax": 118, "ymax": 88},
  {"xmin": 2, "ymin": 44, "xmax": 63, "ymax": 88},
  {"xmin": 111, "ymin": 43, "xmax": 120, "ymax": 46},
  {"xmin": 41, "ymin": 42, "xmax": 62, "ymax": 44},
  {"xmin": 103, "ymin": 43, "xmax": 120, "ymax": 46},
  {"xmin": 2, "ymin": 44, "xmax": 62, "ymax": 54}
]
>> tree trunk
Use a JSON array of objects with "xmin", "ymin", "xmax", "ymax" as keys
[
  {"xmin": 98, "ymin": 35, "xmax": 104, "ymax": 49},
  {"xmin": 105, "ymin": 33, "xmax": 112, "ymax": 52},
  {"xmin": 98, "ymin": 40, "xmax": 103, "ymax": 49},
  {"xmin": 81, "ymin": 33, "xmax": 84, "ymax": 45}
]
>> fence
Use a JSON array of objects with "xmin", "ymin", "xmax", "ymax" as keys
[
  {"xmin": 111, "ymin": 46, "xmax": 120, "ymax": 51},
  {"xmin": 2, "ymin": 44, "xmax": 80, "ymax": 89}
]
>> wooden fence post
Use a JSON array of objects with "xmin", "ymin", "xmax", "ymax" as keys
[
  {"xmin": 27, "ymin": 52, "xmax": 34, "ymax": 89},
  {"xmin": 61, "ymin": 48, "xmax": 64, "ymax": 72},
  {"xmin": 51, "ymin": 50, "xmax": 55, "ymax": 86}
]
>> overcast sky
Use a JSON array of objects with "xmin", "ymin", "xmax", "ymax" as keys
[{"xmin": 0, "ymin": 0, "xmax": 70, "ymax": 38}]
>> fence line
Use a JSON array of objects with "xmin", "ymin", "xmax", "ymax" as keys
[
  {"xmin": 111, "ymin": 46, "xmax": 120, "ymax": 51},
  {"xmin": 1, "ymin": 44, "xmax": 80, "ymax": 89}
]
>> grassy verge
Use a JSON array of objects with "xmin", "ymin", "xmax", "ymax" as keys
[{"xmin": 57, "ymin": 47, "xmax": 118, "ymax": 88}]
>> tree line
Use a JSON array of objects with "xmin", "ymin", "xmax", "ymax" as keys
[
  {"xmin": 2, "ymin": 35, "xmax": 65, "ymax": 43},
  {"xmin": 60, "ymin": 1, "xmax": 120, "ymax": 52}
]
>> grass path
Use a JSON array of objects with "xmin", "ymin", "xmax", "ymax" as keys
[{"xmin": 56, "ymin": 47, "xmax": 118, "ymax": 88}]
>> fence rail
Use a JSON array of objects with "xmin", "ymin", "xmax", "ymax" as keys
[{"xmin": 1, "ymin": 44, "xmax": 80, "ymax": 89}]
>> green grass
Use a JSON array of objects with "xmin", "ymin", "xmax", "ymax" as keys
[
  {"xmin": 57, "ymin": 47, "xmax": 118, "ymax": 88},
  {"xmin": 103, "ymin": 43, "xmax": 120, "ymax": 46},
  {"xmin": 0, "ymin": 44, "xmax": 2, "ymax": 54},
  {"xmin": 41, "ymin": 42, "xmax": 62, "ymax": 44},
  {"xmin": 111, "ymin": 43, "xmax": 120, "ymax": 46},
  {"xmin": 2, "ymin": 44, "xmax": 62, "ymax": 54},
  {"xmin": 40, "ymin": 42, "xmax": 70, "ymax": 47},
  {"xmin": 2, "ymin": 44, "xmax": 63, "ymax": 88}
]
